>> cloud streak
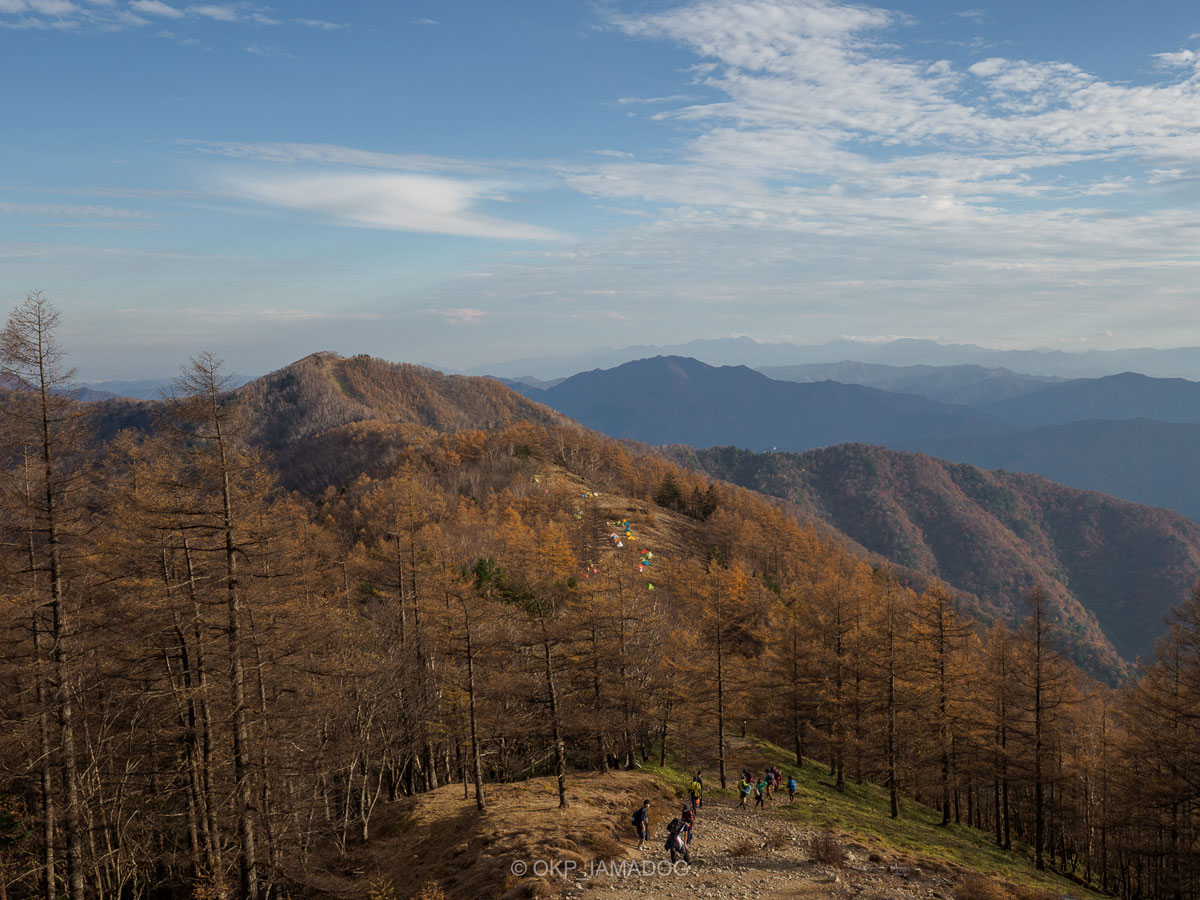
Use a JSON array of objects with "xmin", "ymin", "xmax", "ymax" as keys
[
  {"xmin": 220, "ymin": 170, "xmax": 563, "ymax": 241},
  {"xmin": 0, "ymin": 0, "xmax": 341, "ymax": 30}
]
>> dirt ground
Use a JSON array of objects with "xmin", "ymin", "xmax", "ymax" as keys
[{"xmin": 568, "ymin": 795, "xmax": 966, "ymax": 900}]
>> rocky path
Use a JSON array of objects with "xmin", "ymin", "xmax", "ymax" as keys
[{"xmin": 569, "ymin": 799, "xmax": 961, "ymax": 900}]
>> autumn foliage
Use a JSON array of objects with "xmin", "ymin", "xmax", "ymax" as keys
[{"xmin": 0, "ymin": 312, "xmax": 1196, "ymax": 900}]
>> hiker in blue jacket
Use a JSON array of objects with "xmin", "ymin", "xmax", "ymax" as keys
[{"xmin": 632, "ymin": 799, "xmax": 651, "ymax": 850}]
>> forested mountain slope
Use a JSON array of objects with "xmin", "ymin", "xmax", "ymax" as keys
[
  {"xmin": 673, "ymin": 443, "xmax": 1200, "ymax": 670},
  {"xmin": 7, "ymin": 322, "xmax": 1198, "ymax": 900},
  {"xmin": 80, "ymin": 353, "xmax": 1192, "ymax": 674},
  {"xmin": 83, "ymin": 351, "xmax": 575, "ymax": 493},
  {"xmin": 905, "ymin": 419, "xmax": 1200, "ymax": 522},
  {"xmin": 240, "ymin": 351, "xmax": 569, "ymax": 440}
]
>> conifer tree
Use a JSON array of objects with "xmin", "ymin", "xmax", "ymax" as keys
[{"xmin": 0, "ymin": 292, "xmax": 89, "ymax": 900}]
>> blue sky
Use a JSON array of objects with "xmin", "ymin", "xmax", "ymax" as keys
[{"xmin": 4, "ymin": 0, "xmax": 1200, "ymax": 378}]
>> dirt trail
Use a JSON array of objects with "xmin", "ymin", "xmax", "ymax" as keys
[{"xmin": 571, "ymin": 798, "xmax": 961, "ymax": 900}]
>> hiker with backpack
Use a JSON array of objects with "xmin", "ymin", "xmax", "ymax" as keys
[
  {"xmin": 665, "ymin": 815, "xmax": 691, "ymax": 864},
  {"xmin": 754, "ymin": 775, "xmax": 768, "ymax": 809},
  {"xmin": 688, "ymin": 776, "xmax": 702, "ymax": 813},
  {"xmin": 680, "ymin": 805, "xmax": 695, "ymax": 845},
  {"xmin": 737, "ymin": 775, "xmax": 751, "ymax": 809},
  {"xmin": 694, "ymin": 770, "xmax": 704, "ymax": 808},
  {"xmin": 632, "ymin": 799, "xmax": 651, "ymax": 850},
  {"xmin": 787, "ymin": 773, "xmax": 797, "ymax": 803}
]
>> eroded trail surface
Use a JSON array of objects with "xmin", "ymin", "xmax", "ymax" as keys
[{"xmin": 574, "ymin": 798, "xmax": 960, "ymax": 900}]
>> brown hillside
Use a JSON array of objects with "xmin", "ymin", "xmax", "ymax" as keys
[
  {"xmin": 240, "ymin": 351, "xmax": 571, "ymax": 441},
  {"xmin": 235, "ymin": 352, "xmax": 574, "ymax": 490},
  {"xmin": 674, "ymin": 443, "xmax": 1200, "ymax": 677}
]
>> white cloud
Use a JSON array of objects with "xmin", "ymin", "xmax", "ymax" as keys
[
  {"xmin": 182, "ymin": 139, "xmax": 495, "ymax": 174},
  {"xmin": 427, "ymin": 307, "xmax": 486, "ymax": 326},
  {"xmin": 586, "ymin": 0, "xmax": 1200, "ymax": 233},
  {"xmin": 130, "ymin": 0, "xmax": 182, "ymax": 17},
  {"xmin": 292, "ymin": 17, "xmax": 341, "ymax": 29},
  {"xmin": 220, "ymin": 170, "xmax": 563, "ymax": 240},
  {"xmin": 401, "ymin": 0, "xmax": 1200, "ymax": 350},
  {"xmin": 30, "ymin": 0, "xmax": 77, "ymax": 12},
  {"xmin": 0, "ymin": 0, "xmax": 333, "ymax": 30},
  {"xmin": 1154, "ymin": 49, "xmax": 1200, "ymax": 69},
  {"xmin": 617, "ymin": 94, "xmax": 696, "ymax": 105},
  {"xmin": 243, "ymin": 42, "xmax": 294, "ymax": 58},
  {"xmin": 411, "ymin": 17, "xmax": 437, "ymax": 25},
  {"xmin": 187, "ymin": 4, "xmax": 236, "ymax": 21}
]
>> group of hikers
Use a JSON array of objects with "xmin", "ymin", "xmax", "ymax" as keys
[
  {"xmin": 632, "ymin": 765, "xmax": 799, "ymax": 862},
  {"xmin": 737, "ymin": 765, "xmax": 796, "ymax": 809},
  {"xmin": 632, "ymin": 770, "xmax": 705, "ymax": 864}
]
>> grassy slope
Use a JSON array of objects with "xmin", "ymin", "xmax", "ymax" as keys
[{"xmin": 647, "ymin": 736, "xmax": 1104, "ymax": 900}]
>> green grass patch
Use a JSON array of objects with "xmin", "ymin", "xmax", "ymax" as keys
[
  {"xmin": 745, "ymin": 738, "xmax": 1105, "ymax": 899},
  {"xmin": 648, "ymin": 739, "xmax": 1105, "ymax": 900}
]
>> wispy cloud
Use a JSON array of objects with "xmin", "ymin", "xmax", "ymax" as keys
[
  {"xmin": 243, "ymin": 42, "xmax": 295, "ymax": 58},
  {"xmin": 129, "ymin": 0, "xmax": 182, "ymax": 18},
  {"xmin": 426, "ymin": 307, "xmax": 486, "ymax": 326},
  {"xmin": 182, "ymin": 139, "xmax": 494, "ymax": 174},
  {"xmin": 0, "ymin": 0, "xmax": 340, "ymax": 31},
  {"xmin": 407, "ymin": 0, "xmax": 1200, "ymax": 349},
  {"xmin": 292, "ymin": 17, "xmax": 341, "ymax": 29},
  {"xmin": 584, "ymin": 0, "xmax": 1200, "ymax": 239},
  {"xmin": 185, "ymin": 139, "xmax": 563, "ymax": 240},
  {"xmin": 616, "ymin": 94, "xmax": 696, "ymax": 105},
  {"xmin": 0, "ymin": 201, "xmax": 152, "ymax": 218},
  {"xmin": 219, "ymin": 169, "xmax": 563, "ymax": 240}
]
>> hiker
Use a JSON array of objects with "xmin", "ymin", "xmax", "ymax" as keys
[
  {"xmin": 754, "ymin": 776, "xmax": 768, "ymax": 809},
  {"xmin": 737, "ymin": 775, "xmax": 751, "ymax": 809},
  {"xmin": 694, "ymin": 770, "xmax": 705, "ymax": 808},
  {"xmin": 632, "ymin": 799, "xmax": 650, "ymax": 850},
  {"xmin": 680, "ymin": 805, "xmax": 695, "ymax": 845},
  {"xmin": 787, "ymin": 773, "xmax": 797, "ymax": 803},
  {"xmin": 688, "ymin": 775, "xmax": 702, "ymax": 813},
  {"xmin": 665, "ymin": 816, "xmax": 691, "ymax": 864}
]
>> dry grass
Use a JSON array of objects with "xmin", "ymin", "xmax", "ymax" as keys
[
  {"xmin": 951, "ymin": 873, "xmax": 1065, "ymax": 900},
  {"xmin": 729, "ymin": 837, "xmax": 759, "ymax": 857},
  {"xmin": 366, "ymin": 875, "xmax": 399, "ymax": 900},
  {"xmin": 1007, "ymin": 884, "xmax": 1062, "ymax": 900},
  {"xmin": 811, "ymin": 831, "xmax": 848, "ymax": 866},
  {"xmin": 763, "ymin": 831, "xmax": 790, "ymax": 852},
  {"xmin": 953, "ymin": 874, "xmax": 1011, "ymax": 900},
  {"xmin": 307, "ymin": 771, "xmax": 676, "ymax": 900}
]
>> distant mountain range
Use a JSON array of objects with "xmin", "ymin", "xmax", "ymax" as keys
[
  {"xmin": 512, "ymin": 356, "xmax": 1004, "ymax": 450},
  {"xmin": 758, "ymin": 362, "xmax": 1066, "ymax": 404},
  {"xmin": 515, "ymin": 356, "xmax": 1200, "ymax": 521},
  {"xmin": 467, "ymin": 336, "xmax": 1200, "ymax": 381},
  {"xmin": 73, "ymin": 374, "xmax": 255, "ymax": 401}
]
